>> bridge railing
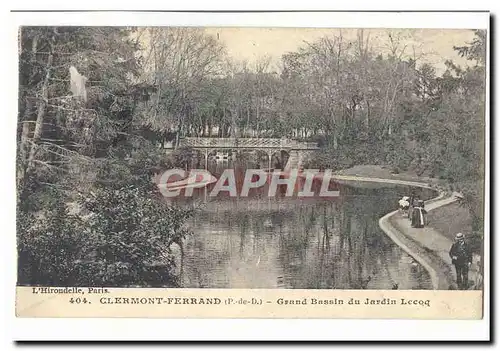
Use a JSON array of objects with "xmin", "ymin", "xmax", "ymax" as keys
[
  {"xmin": 179, "ymin": 137, "xmax": 319, "ymax": 150},
  {"xmin": 300, "ymin": 142, "xmax": 321, "ymax": 150}
]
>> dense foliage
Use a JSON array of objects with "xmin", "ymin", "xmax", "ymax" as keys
[
  {"xmin": 17, "ymin": 27, "xmax": 486, "ymax": 286},
  {"xmin": 17, "ymin": 27, "xmax": 192, "ymax": 286}
]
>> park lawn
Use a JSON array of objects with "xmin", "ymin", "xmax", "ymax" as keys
[
  {"xmin": 333, "ymin": 165, "xmax": 450, "ymax": 191},
  {"xmin": 427, "ymin": 201, "xmax": 483, "ymax": 267},
  {"xmin": 334, "ymin": 165, "xmax": 441, "ymax": 185},
  {"xmin": 427, "ymin": 202, "xmax": 474, "ymax": 243}
]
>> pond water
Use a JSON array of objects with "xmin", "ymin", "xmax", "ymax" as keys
[{"xmin": 178, "ymin": 182, "xmax": 436, "ymax": 290}]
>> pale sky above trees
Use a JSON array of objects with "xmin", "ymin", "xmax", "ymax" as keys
[{"xmin": 204, "ymin": 28, "xmax": 477, "ymax": 74}]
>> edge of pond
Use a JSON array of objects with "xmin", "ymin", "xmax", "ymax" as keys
[{"xmin": 332, "ymin": 175, "xmax": 451, "ymax": 290}]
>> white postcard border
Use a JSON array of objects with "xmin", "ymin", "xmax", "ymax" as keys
[{"xmin": 3, "ymin": 8, "xmax": 491, "ymax": 342}]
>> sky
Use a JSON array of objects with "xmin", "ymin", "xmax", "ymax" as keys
[{"xmin": 204, "ymin": 28, "xmax": 478, "ymax": 75}]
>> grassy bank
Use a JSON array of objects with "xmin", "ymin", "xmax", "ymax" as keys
[
  {"xmin": 427, "ymin": 202, "xmax": 481, "ymax": 256},
  {"xmin": 427, "ymin": 202, "xmax": 473, "ymax": 241},
  {"xmin": 334, "ymin": 165, "xmax": 439, "ymax": 185},
  {"xmin": 333, "ymin": 165, "xmax": 448, "ymax": 192}
]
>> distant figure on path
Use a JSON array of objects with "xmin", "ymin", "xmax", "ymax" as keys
[
  {"xmin": 408, "ymin": 190, "xmax": 417, "ymax": 222},
  {"xmin": 398, "ymin": 196, "xmax": 410, "ymax": 217},
  {"xmin": 449, "ymin": 233, "xmax": 473, "ymax": 290},
  {"xmin": 410, "ymin": 200, "xmax": 427, "ymax": 228}
]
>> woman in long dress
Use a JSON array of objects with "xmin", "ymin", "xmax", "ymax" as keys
[
  {"xmin": 408, "ymin": 191, "xmax": 416, "ymax": 222},
  {"xmin": 411, "ymin": 200, "xmax": 427, "ymax": 228}
]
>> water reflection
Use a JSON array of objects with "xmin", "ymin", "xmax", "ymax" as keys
[{"xmin": 180, "ymin": 184, "xmax": 435, "ymax": 289}]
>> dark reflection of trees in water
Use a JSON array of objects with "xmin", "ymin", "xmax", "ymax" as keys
[
  {"xmin": 270, "ymin": 186, "xmax": 433, "ymax": 289},
  {"xmin": 185, "ymin": 185, "xmax": 435, "ymax": 289}
]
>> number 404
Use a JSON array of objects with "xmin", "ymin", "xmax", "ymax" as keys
[{"xmin": 69, "ymin": 297, "xmax": 90, "ymax": 304}]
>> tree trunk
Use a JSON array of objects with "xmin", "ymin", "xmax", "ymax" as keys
[
  {"xmin": 24, "ymin": 37, "xmax": 54, "ymax": 182},
  {"xmin": 246, "ymin": 105, "xmax": 250, "ymax": 137},
  {"xmin": 366, "ymin": 101, "xmax": 371, "ymax": 130},
  {"xmin": 178, "ymin": 240, "xmax": 185, "ymax": 285},
  {"xmin": 17, "ymin": 99, "xmax": 33, "ymax": 194}
]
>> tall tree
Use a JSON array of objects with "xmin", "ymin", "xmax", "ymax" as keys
[
  {"xmin": 137, "ymin": 28, "xmax": 226, "ymax": 144},
  {"xmin": 17, "ymin": 26, "xmax": 145, "ymax": 204}
]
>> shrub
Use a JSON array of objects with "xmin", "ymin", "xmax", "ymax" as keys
[{"xmin": 17, "ymin": 183, "xmax": 192, "ymax": 287}]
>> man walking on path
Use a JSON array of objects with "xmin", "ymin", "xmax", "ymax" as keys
[{"xmin": 449, "ymin": 233, "xmax": 473, "ymax": 290}]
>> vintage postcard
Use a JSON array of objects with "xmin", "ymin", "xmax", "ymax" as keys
[{"xmin": 12, "ymin": 11, "xmax": 489, "ymax": 325}]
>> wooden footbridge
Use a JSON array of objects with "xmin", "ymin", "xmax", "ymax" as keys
[
  {"xmin": 173, "ymin": 137, "xmax": 320, "ymax": 169},
  {"xmin": 177, "ymin": 137, "xmax": 319, "ymax": 151}
]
